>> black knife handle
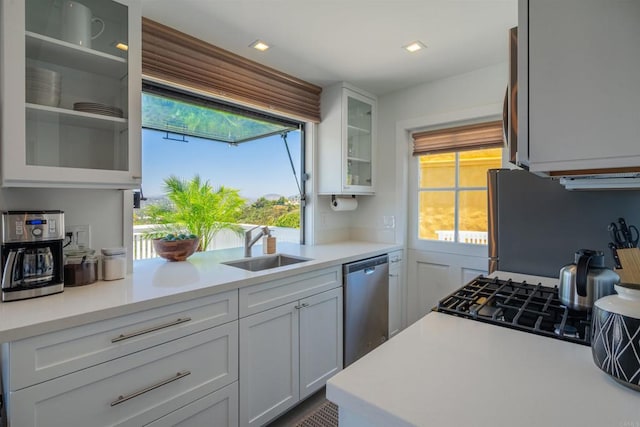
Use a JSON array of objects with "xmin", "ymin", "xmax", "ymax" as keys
[{"xmin": 609, "ymin": 242, "xmax": 622, "ymax": 269}]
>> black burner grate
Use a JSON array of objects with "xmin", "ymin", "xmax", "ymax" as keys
[{"xmin": 434, "ymin": 276, "xmax": 591, "ymax": 346}]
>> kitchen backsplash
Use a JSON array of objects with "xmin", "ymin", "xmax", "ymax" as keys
[{"xmin": 0, "ymin": 188, "xmax": 125, "ymax": 252}]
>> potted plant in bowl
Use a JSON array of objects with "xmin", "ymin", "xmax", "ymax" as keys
[
  {"xmin": 152, "ymin": 233, "xmax": 200, "ymax": 262},
  {"xmin": 141, "ymin": 175, "xmax": 246, "ymax": 256}
]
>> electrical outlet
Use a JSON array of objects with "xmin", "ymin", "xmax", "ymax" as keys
[{"xmin": 66, "ymin": 224, "xmax": 91, "ymax": 249}]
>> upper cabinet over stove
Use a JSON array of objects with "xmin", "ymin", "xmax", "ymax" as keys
[{"xmin": 518, "ymin": 0, "xmax": 640, "ymax": 178}]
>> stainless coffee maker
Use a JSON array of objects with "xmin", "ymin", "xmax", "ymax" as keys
[{"xmin": 1, "ymin": 211, "xmax": 64, "ymax": 301}]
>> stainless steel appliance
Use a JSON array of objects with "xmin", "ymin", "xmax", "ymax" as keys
[
  {"xmin": 435, "ymin": 275, "xmax": 592, "ymax": 346},
  {"xmin": 558, "ymin": 249, "xmax": 618, "ymax": 311},
  {"xmin": 488, "ymin": 169, "xmax": 640, "ymax": 278},
  {"xmin": 1, "ymin": 211, "xmax": 64, "ymax": 301},
  {"xmin": 343, "ymin": 254, "xmax": 389, "ymax": 367}
]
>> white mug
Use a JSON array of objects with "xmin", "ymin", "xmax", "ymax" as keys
[{"xmin": 60, "ymin": 1, "xmax": 105, "ymax": 49}]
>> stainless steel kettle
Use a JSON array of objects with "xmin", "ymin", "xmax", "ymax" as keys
[{"xmin": 558, "ymin": 249, "xmax": 619, "ymax": 311}]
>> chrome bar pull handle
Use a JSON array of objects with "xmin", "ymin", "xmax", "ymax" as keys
[
  {"xmin": 111, "ymin": 317, "xmax": 192, "ymax": 343},
  {"xmin": 110, "ymin": 371, "xmax": 191, "ymax": 406}
]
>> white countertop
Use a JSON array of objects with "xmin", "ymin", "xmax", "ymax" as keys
[
  {"xmin": 327, "ymin": 272, "xmax": 640, "ymax": 427},
  {"xmin": 0, "ymin": 241, "xmax": 398, "ymax": 342}
]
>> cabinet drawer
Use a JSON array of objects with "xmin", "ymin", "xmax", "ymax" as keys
[
  {"xmin": 4, "ymin": 290, "xmax": 238, "ymax": 390},
  {"xmin": 8, "ymin": 321, "xmax": 238, "ymax": 427},
  {"xmin": 145, "ymin": 382, "xmax": 238, "ymax": 427},
  {"xmin": 239, "ymin": 267, "xmax": 341, "ymax": 317}
]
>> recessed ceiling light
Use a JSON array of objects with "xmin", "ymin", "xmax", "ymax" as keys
[
  {"xmin": 250, "ymin": 40, "xmax": 270, "ymax": 51},
  {"xmin": 403, "ymin": 41, "xmax": 426, "ymax": 53}
]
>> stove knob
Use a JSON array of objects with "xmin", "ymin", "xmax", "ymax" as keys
[{"xmin": 32, "ymin": 227, "xmax": 43, "ymax": 237}]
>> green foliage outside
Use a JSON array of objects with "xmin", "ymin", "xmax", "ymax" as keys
[
  {"xmin": 138, "ymin": 175, "xmax": 246, "ymax": 251},
  {"xmin": 237, "ymin": 196, "xmax": 299, "ymax": 227},
  {"xmin": 274, "ymin": 211, "xmax": 300, "ymax": 228},
  {"xmin": 135, "ymin": 177, "xmax": 301, "ymax": 251}
]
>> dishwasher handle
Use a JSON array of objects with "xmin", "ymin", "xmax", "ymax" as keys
[{"xmin": 343, "ymin": 254, "xmax": 389, "ymax": 275}]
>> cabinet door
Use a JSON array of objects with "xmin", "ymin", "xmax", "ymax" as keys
[
  {"xmin": 144, "ymin": 382, "xmax": 238, "ymax": 427},
  {"xmin": 526, "ymin": 0, "xmax": 640, "ymax": 173},
  {"xmin": 1, "ymin": 0, "xmax": 141, "ymax": 188},
  {"xmin": 343, "ymin": 89, "xmax": 375, "ymax": 194},
  {"xmin": 388, "ymin": 250, "xmax": 404, "ymax": 338},
  {"xmin": 299, "ymin": 287, "xmax": 343, "ymax": 400},
  {"xmin": 318, "ymin": 83, "xmax": 376, "ymax": 195},
  {"xmin": 239, "ymin": 302, "xmax": 299, "ymax": 427}
]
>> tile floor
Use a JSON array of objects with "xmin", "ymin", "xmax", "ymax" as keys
[{"xmin": 266, "ymin": 387, "xmax": 329, "ymax": 426}]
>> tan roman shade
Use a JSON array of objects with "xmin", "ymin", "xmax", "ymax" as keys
[
  {"xmin": 142, "ymin": 18, "xmax": 322, "ymax": 123},
  {"xmin": 412, "ymin": 120, "xmax": 503, "ymax": 155}
]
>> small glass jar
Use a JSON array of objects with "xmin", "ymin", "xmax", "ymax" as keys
[
  {"xmin": 64, "ymin": 249, "xmax": 98, "ymax": 287},
  {"xmin": 101, "ymin": 247, "xmax": 126, "ymax": 281}
]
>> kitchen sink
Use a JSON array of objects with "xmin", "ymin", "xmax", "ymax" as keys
[{"xmin": 222, "ymin": 253, "xmax": 312, "ymax": 272}]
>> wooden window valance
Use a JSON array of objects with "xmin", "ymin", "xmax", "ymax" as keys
[
  {"xmin": 142, "ymin": 18, "xmax": 322, "ymax": 123},
  {"xmin": 412, "ymin": 120, "xmax": 503, "ymax": 155}
]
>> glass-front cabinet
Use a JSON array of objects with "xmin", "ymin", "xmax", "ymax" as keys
[
  {"xmin": 0, "ymin": 0, "xmax": 141, "ymax": 188},
  {"xmin": 318, "ymin": 83, "xmax": 376, "ymax": 195},
  {"xmin": 345, "ymin": 93, "xmax": 373, "ymax": 190}
]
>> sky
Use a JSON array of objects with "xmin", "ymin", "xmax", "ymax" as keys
[{"xmin": 142, "ymin": 128, "xmax": 302, "ymax": 200}]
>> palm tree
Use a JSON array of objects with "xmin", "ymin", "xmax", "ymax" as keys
[{"xmin": 144, "ymin": 175, "xmax": 246, "ymax": 251}]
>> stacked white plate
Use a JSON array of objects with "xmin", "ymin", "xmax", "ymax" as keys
[
  {"xmin": 26, "ymin": 67, "xmax": 61, "ymax": 107},
  {"xmin": 73, "ymin": 102, "xmax": 124, "ymax": 118}
]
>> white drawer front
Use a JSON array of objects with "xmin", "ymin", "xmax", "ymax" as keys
[
  {"xmin": 239, "ymin": 267, "xmax": 341, "ymax": 317},
  {"xmin": 145, "ymin": 382, "xmax": 238, "ymax": 427},
  {"xmin": 8, "ymin": 321, "xmax": 239, "ymax": 427},
  {"xmin": 5, "ymin": 290, "xmax": 238, "ymax": 391}
]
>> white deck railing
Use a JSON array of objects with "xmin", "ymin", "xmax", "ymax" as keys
[
  {"xmin": 133, "ymin": 224, "xmax": 300, "ymax": 260},
  {"xmin": 435, "ymin": 230, "xmax": 488, "ymax": 245}
]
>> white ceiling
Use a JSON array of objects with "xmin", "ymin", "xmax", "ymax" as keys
[{"xmin": 140, "ymin": 0, "xmax": 518, "ymax": 96}]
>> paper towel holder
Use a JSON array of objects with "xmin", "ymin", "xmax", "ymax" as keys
[{"xmin": 331, "ymin": 194, "xmax": 356, "ymax": 207}]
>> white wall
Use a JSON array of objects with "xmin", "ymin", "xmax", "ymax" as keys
[
  {"xmin": 0, "ymin": 188, "xmax": 125, "ymax": 251},
  {"xmin": 351, "ymin": 62, "xmax": 508, "ymax": 246}
]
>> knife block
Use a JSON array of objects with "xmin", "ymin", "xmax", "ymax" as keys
[{"xmin": 615, "ymin": 248, "xmax": 640, "ymax": 285}]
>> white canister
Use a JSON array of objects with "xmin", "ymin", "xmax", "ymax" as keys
[{"xmin": 101, "ymin": 247, "xmax": 126, "ymax": 281}]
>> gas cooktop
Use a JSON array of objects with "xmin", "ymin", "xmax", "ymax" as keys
[{"xmin": 434, "ymin": 276, "xmax": 591, "ymax": 346}]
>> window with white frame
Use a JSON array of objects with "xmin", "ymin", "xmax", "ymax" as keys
[{"xmin": 413, "ymin": 122, "xmax": 503, "ymax": 245}]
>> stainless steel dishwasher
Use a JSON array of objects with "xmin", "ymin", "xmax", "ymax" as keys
[{"xmin": 343, "ymin": 254, "xmax": 389, "ymax": 367}]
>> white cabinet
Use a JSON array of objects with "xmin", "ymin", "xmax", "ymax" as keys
[
  {"xmin": 239, "ymin": 301, "xmax": 299, "ymax": 427},
  {"xmin": 299, "ymin": 288, "xmax": 343, "ymax": 400},
  {"xmin": 388, "ymin": 250, "xmax": 404, "ymax": 338},
  {"xmin": 2, "ymin": 290, "xmax": 239, "ymax": 427},
  {"xmin": 0, "ymin": 0, "xmax": 141, "ymax": 188},
  {"xmin": 239, "ymin": 270, "xmax": 343, "ymax": 427},
  {"xmin": 520, "ymin": 0, "xmax": 640, "ymax": 174},
  {"xmin": 318, "ymin": 82, "xmax": 376, "ymax": 195}
]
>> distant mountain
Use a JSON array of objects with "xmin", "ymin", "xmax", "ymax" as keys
[{"xmin": 262, "ymin": 193, "xmax": 284, "ymax": 201}]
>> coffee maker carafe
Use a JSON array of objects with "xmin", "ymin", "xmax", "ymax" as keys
[{"xmin": 1, "ymin": 211, "xmax": 64, "ymax": 301}]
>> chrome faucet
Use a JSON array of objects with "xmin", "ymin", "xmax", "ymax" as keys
[{"xmin": 244, "ymin": 225, "xmax": 270, "ymax": 257}]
